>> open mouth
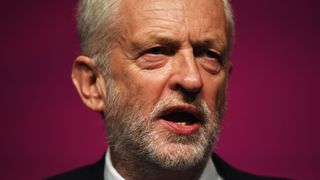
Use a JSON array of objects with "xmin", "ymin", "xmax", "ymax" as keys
[
  {"xmin": 158, "ymin": 106, "xmax": 202, "ymax": 135},
  {"xmin": 160, "ymin": 110, "xmax": 200, "ymax": 125}
]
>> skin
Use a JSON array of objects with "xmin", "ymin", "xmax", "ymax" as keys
[
  {"xmin": 112, "ymin": 0, "xmax": 228, "ymax": 122},
  {"xmin": 72, "ymin": 0, "xmax": 231, "ymax": 179}
]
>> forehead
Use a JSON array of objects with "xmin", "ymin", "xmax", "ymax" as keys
[{"xmin": 118, "ymin": 0, "xmax": 227, "ymax": 48}]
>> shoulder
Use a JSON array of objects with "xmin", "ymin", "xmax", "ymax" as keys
[
  {"xmin": 46, "ymin": 155, "xmax": 105, "ymax": 180},
  {"xmin": 48, "ymin": 153, "xmax": 288, "ymax": 180},
  {"xmin": 212, "ymin": 153, "xmax": 288, "ymax": 180}
]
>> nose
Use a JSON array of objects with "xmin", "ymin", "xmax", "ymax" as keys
[{"xmin": 169, "ymin": 50, "xmax": 203, "ymax": 94}]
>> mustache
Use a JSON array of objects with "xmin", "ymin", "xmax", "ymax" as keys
[{"xmin": 149, "ymin": 94, "xmax": 211, "ymax": 123}]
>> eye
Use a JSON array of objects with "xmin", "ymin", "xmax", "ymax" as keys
[
  {"xmin": 194, "ymin": 48, "xmax": 223, "ymax": 64},
  {"xmin": 137, "ymin": 46, "xmax": 170, "ymax": 69},
  {"xmin": 194, "ymin": 48, "xmax": 224, "ymax": 74},
  {"xmin": 144, "ymin": 47, "xmax": 166, "ymax": 55},
  {"xmin": 139, "ymin": 46, "xmax": 168, "ymax": 62},
  {"xmin": 206, "ymin": 50, "xmax": 221, "ymax": 60},
  {"xmin": 143, "ymin": 46, "xmax": 175, "ymax": 56}
]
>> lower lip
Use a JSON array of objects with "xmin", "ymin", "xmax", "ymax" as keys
[{"xmin": 159, "ymin": 119, "xmax": 200, "ymax": 135}]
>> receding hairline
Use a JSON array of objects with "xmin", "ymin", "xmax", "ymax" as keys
[{"xmin": 77, "ymin": 0, "xmax": 234, "ymax": 67}]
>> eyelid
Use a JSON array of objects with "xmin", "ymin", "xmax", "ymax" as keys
[
  {"xmin": 142, "ymin": 46, "xmax": 175, "ymax": 56},
  {"xmin": 194, "ymin": 48, "xmax": 219, "ymax": 57},
  {"xmin": 194, "ymin": 48, "xmax": 224, "ymax": 64},
  {"xmin": 209, "ymin": 50, "xmax": 225, "ymax": 64},
  {"xmin": 145, "ymin": 46, "xmax": 165, "ymax": 54},
  {"xmin": 207, "ymin": 50, "xmax": 222, "ymax": 59}
]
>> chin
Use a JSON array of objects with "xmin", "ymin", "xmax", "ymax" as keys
[{"xmin": 136, "ymin": 125, "xmax": 215, "ymax": 170}]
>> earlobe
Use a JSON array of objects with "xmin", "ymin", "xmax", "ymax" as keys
[{"xmin": 71, "ymin": 56, "xmax": 106, "ymax": 112}]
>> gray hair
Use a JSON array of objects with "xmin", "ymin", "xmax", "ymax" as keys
[
  {"xmin": 77, "ymin": 0, "xmax": 120, "ymax": 75},
  {"xmin": 77, "ymin": 0, "xmax": 234, "ymax": 74},
  {"xmin": 222, "ymin": 0, "xmax": 235, "ymax": 60}
]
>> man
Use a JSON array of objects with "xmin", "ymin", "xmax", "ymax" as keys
[{"xmin": 50, "ymin": 0, "xmax": 285, "ymax": 179}]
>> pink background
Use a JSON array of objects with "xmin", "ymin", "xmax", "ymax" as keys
[{"xmin": 1, "ymin": 0, "xmax": 319, "ymax": 179}]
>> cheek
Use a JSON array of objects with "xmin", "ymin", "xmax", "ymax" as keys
[
  {"xmin": 121, "ymin": 67, "xmax": 173, "ymax": 111},
  {"xmin": 201, "ymin": 74, "xmax": 227, "ymax": 112},
  {"xmin": 136, "ymin": 69, "xmax": 171, "ymax": 99},
  {"xmin": 110, "ymin": 47, "xmax": 174, "ymax": 113}
]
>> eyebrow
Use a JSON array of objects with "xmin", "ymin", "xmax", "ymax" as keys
[
  {"xmin": 130, "ymin": 35, "xmax": 226, "ymax": 54},
  {"xmin": 130, "ymin": 36, "xmax": 180, "ymax": 53},
  {"xmin": 191, "ymin": 39, "xmax": 226, "ymax": 53}
]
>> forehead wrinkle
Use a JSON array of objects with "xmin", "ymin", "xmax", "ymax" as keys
[
  {"xmin": 137, "ymin": 16, "xmax": 185, "ymax": 26},
  {"xmin": 138, "ymin": 7, "xmax": 185, "ymax": 25},
  {"xmin": 137, "ymin": 0, "xmax": 185, "ymax": 19},
  {"xmin": 180, "ymin": 1, "xmax": 226, "ymax": 46},
  {"xmin": 119, "ymin": 0, "xmax": 227, "ymax": 52}
]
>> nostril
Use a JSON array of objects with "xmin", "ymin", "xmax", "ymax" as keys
[{"xmin": 175, "ymin": 85, "xmax": 200, "ymax": 102}]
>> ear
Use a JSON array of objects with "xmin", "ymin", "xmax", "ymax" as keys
[{"xmin": 71, "ymin": 56, "xmax": 106, "ymax": 112}]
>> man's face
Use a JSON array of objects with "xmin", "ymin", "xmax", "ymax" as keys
[{"xmin": 103, "ymin": 0, "xmax": 229, "ymax": 169}]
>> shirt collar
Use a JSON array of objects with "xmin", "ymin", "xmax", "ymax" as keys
[
  {"xmin": 199, "ymin": 155, "xmax": 224, "ymax": 180},
  {"xmin": 104, "ymin": 148, "xmax": 125, "ymax": 180},
  {"xmin": 104, "ymin": 148, "xmax": 223, "ymax": 180}
]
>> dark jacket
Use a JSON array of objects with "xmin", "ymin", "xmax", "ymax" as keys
[{"xmin": 48, "ymin": 153, "xmax": 287, "ymax": 180}]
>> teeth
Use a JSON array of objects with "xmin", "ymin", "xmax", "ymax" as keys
[{"xmin": 176, "ymin": 122, "xmax": 186, "ymax": 125}]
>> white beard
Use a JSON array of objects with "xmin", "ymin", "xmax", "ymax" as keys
[{"xmin": 103, "ymin": 79, "xmax": 225, "ymax": 170}]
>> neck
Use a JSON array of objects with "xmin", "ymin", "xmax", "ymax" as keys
[{"xmin": 110, "ymin": 148, "xmax": 208, "ymax": 180}]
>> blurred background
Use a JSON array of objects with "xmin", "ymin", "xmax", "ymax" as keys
[{"xmin": 1, "ymin": 0, "xmax": 319, "ymax": 179}]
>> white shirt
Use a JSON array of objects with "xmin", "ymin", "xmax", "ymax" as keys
[{"xmin": 104, "ymin": 148, "xmax": 223, "ymax": 180}]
